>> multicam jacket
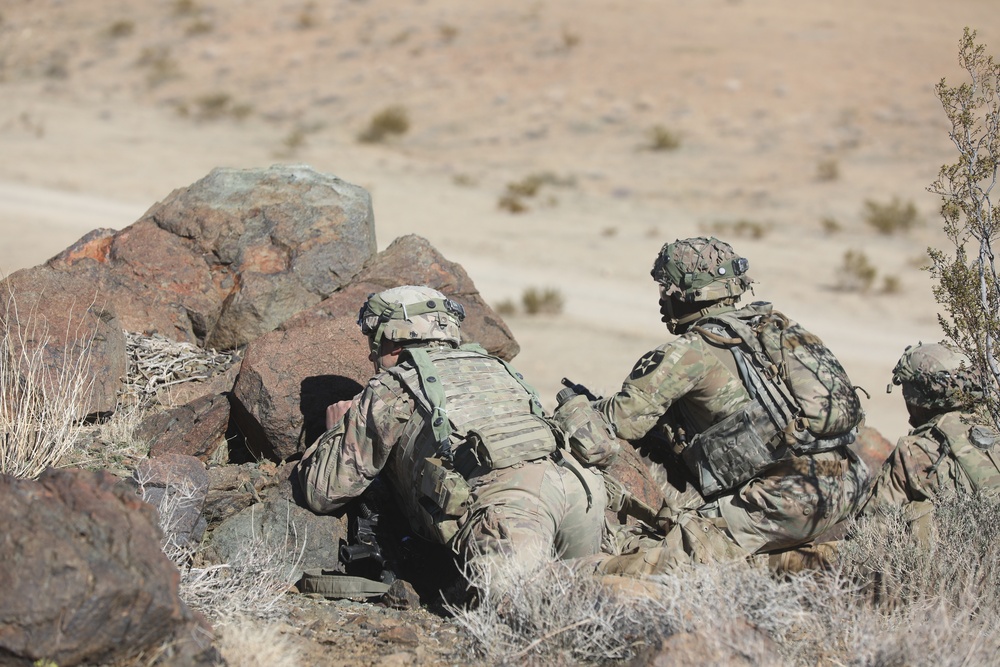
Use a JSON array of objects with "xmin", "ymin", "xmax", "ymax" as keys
[
  {"xmin": 598, "ymin": 302, "xmax": 859, "ymax": 497},
  {"xmin": 866, "ymin": 410, "xmax": 1000, "ymax": 508},
  {"xmin": 298, "ymin": 344, "xmax": 558, "ymax": 544}
]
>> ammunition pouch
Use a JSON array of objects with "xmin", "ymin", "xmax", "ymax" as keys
[
  {"xmin": 552, "ymin": 394, "xmax": 620, "ymax": 467},
  {"xmin": 466, "ymin": 413, "xmax": 558, "ymax": 469}
]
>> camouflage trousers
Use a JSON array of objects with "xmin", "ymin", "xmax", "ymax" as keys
[
  {"xmin": 594, "ymin": 449, "xmax": 871, "ymax": 576},
  {"xmin": 451, "ymin": 452, "xmax": 608, "ymax": 576}
]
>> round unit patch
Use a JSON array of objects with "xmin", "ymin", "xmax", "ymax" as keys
[{"xmin": 629, "ymin": 350, "xmax": 665, "ymax": 379}]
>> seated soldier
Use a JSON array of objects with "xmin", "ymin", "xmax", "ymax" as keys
[
  {"xmin": 589, "ymin": 236, "xmax": 873, "ymax": 575},
  {"xmin": 298, "ymin": 285, "xmax": 610, "ymax": 587},
  {"xmin": 862, "ymin": 341, "xmax": 1000, "ymax": 533}
]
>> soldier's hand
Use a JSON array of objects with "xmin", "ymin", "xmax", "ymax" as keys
[{"xmin": 326, "ymin": 400, "xmax": 353, "ymax": 429}]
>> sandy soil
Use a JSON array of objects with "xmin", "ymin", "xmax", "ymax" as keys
[{"xmin": 2, "ymin": 0, "xmax": 998, "ymax": 443}]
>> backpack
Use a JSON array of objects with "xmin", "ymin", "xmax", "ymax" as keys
[{"xmin": 695, "ymin": 302, "xmax": 864, "ymax": 449}]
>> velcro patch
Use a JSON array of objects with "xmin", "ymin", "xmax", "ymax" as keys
[{"xmin": 630, "ymin": 350, "xmax": 665, "ymax": 380}]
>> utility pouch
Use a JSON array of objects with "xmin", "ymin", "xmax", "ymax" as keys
[
  {"xmin": 684, "ymin": 399, "xmax": 784, "ymax": 497},
  {"xmin": 468, "ymin": 413, "xmax": 557, "ymax": 469},
  {"xmin": 552, "ymin": 394, "xmax": 620, "ymax": 467},
  {"xmin": 421, "ymin": 457, "xmax": 471, "ymax": 517}
]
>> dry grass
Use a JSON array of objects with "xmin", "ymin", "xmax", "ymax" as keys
[
  {"xmin": 216, "ymin": 618, "xmax": 300, "ymax": 667},
  {"xmin": 447, "ymin": 492, "xmax": 1000, "ymax": 665},
  {"xmin": 0, "ymin": 293, "xmax": 95, "ymax": 479},
  {"xmin": 137, "ymin": 474, "xmax": 303, "ymax": 625}
]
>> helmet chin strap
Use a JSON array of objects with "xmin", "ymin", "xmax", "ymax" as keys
[{"xmin": 661, "ymin": 295, "xmax": 739, "ymax": 334}]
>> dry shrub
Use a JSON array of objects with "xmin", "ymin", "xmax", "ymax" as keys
[
  {"xmin": 522, "ymin": 287, "xmax": 563, "ymax": 315},
  {"xmin": 706, "ymin": 219, "xmax": 772, "ymax": 239},
  {"xmin": 864, "ymin": 196, "xmax": 920, "ymax": 234},
  {"xmin": 216, "ymin": 618, "xmax": 300, "ymax": 667},
  {"xmin": 137, "ymin": 476, "xmax": 302, "ymax": 624},
  {"xmin": 837, "ymin": 249, "xmax": 877, "ymax": 292},
  {"xmin": 646, "ymin": 124, "xmax": 682, "ymax": 151},
  {"xmin": 0, "ymin": 294, "xmax": 95, "ymax": 478},
  {"xmin": 357, "ymin": 105, "xmax": 410, "ymax": 143}
]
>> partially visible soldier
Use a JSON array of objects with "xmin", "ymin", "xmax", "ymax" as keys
[
  {"xmin": 298, "ymin": 285, "xmax": 609, "ymax": 586},
  {"xmin": 592, "ymin": 236, "xmax": 873, "ymax": 574},
  {"xmin": 862, "ymin": 341, "xmax": 1000, "ymax": 526}
]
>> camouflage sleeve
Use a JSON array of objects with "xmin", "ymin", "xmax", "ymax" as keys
[
  {"xmin": 862, "ymin": 433, "xmax": 940, "ymax": 513},
  {"xmin": 298, "ymin": 377, "xmax": 412, "ymax": 514},
  {"xmin": 597, "ymin": 334, "xmax": 743, "ymax": 441}
]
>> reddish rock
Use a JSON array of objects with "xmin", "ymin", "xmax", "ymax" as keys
[
  {"xmin": 139, "ymin": 392, "xmax": 232, "ymax": 462},
  {"xmin": 0, "ymin": 468, "xmax": 207, "ymax": 666},
  {"xmin": 232, "ymin": 316, "xmax": 372, "ymax": 461},
  {"xmin": 355, "ymin": 234, "xmax": 519, "ymax": 360},
  {"xmin": 0, "ymin": 266, "xmax": 127, "ymax": 415}
]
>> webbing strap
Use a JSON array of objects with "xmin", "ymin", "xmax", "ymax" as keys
[
  {"xmin": 299, "ymin": 569, "xmax": 391, "ymax": 600},
  {"xmin": 405, "ymin": 347, "xmax": 452, "ymax": 459}
]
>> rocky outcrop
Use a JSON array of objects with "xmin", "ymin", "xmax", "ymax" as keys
[
  {"xmin": 0, "ymin": 468, "xmax": 212, "ymax": 666},
  {"xmin": 231, "ymin": 315, "xmax": 371, "ymax": 461},
  {"xmin": 38, "ymin": 164, "xmax": 377, "ymax": 350},
  {"xmin": 0, "ymin": 267, "xmax": 127, "ymax": 415}
]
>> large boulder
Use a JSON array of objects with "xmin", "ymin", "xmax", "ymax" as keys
[
  {"xmin": 284, "ymin": 235, "xmax": 518, "ymax": 360},
  {"xmin": 0, "ymin": 267, "xmax": 127, "ymax": 416},
  {"xmin": 232, "ymin": 316, "xmax": 371, "ymax": 461},
  {"xmin": 43, "ymin": 164, "xmax": 377, "ymax": 350},
  {"xmin": 0, "ymin": 468, "xmax": 209, "ymax": 666},
  {"xmin": 357, "ymin": 234, "xmax": 519, "ymax": 360}
]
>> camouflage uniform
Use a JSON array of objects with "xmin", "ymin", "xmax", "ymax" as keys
[
  {"xmin": 593, "ymin": 238, "xmax": 871, "ymax": 574},
  {"xmin": 298, "ymin": 286, "xmax": 607, "ymax": 577},
  {"xmin": 863, "ymin": 342, "xmax": 1000, "ymax": 521}
]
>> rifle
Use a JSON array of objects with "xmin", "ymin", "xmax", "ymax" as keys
[
  {"xmin": 559, "ymin": 377, "xmax": 602, "ymax": 402},
  {"xmin": 339, "ymin": 481, "xmax": 397, "ymax": 585}
]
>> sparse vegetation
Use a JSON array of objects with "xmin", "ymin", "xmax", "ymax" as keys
[
  {"xmin": 446, "ymin": 492, "xmax": 1000, "ymax": 665},
  {"xmin": 439, "ymin": 24, "xmax": 459, "ymax": 44},
  {"xmin": 498, "ymin": 172, "xmax": 574, "ymax": 214},
  {"xmin": 185, "ymin": 19, "xmax": 214, "ymax": 36},
  {"xmin": 522, "ymin": 287, "xmax": 564, "ymax": 315},
  {"xmin": 105, "ymin": 19, "xmax": 135, "ymax": 39},
  {"xmin": 296, "ymin": 2, "xmax": 319, "ymax": 29},
  {"xmin": 705, "ymin": 219, "xmax": 772, "ymax": 239},
  {"xmin": 358, "ymin": 105, "xmax": 410, "ymax": 143},
  {"xmin": 0, "ymin": 296, "xmax": 96, "ymax": 479},
  {"xmin": 645, "ymin": 124, "xmax": 681, "ymax": 151},
  {"xmin": 137, "ymin": 46, "xmax": 181, "ymax": 88},
  {"xmin": 820, "ymin": 216, "xmax": 842, "ymax": 234},
  {"xmin": 863, "ymin": 196, "xmax": 920, "ymax": 234},
  {"xmin": 816, "ymin": 157, "xmax": 840, "ymax": 182},
  {"xmin": 180, "ymin": 92, "xmax": 253, "ymax": 121},
  {"xmin": 837, "ymin": 249, "xmax": 877, "ymax": 292},
  {"xmin": 561, "ymin": 26, "xmax": 581, "ymax": 51},
  {"xmin": 927, "ymin": 28, "xmax": 1000, "ymax": 430}
]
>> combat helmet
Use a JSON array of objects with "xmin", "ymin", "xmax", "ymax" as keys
[
  {"xmin": 889, "ymin": 341, "xmax": 984, "ymax": 412},
  {"xmin": 651, "ymin": 236, "xmax": 752, "ymax": 303},
  {"xmin": 357, "ymin": 285, "xmax": 465, "ymax": 356}
]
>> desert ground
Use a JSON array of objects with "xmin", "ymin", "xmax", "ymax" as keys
[{"xmin": 2, "ymin": 0, "xmax": 998, "ymax": 443}]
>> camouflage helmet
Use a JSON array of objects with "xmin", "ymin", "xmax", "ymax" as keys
[
  {"xmin": 890, "ymin": 341, "xmax": 984, "ymax": 411},
  {"xmin": 357, "ymin": 285, "xmax": 465, "ymax": 353},
  {"xmin": 651, "ymin": 236, "xmax": 752, "ymax": 302}
]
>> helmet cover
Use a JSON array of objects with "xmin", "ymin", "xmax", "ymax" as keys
[
  {"xmin": 358, "ymin": 285, "xmax": 464, "ymax": 354},
  {"xmin": 890, "ymin": 341, "xmax": 984, "ymax": 411},
  {"xmin": 651, "ymin": 236, "xmax": 752, "ymax": 302}
]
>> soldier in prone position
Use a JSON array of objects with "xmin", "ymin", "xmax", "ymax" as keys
[
  {"xmin": 590, "ymin": 236, "xmax": 874, "ymax": 574},
  {"xmin": 861, "ymin": 341, "xmax": 1000, "ymax": 534},
  {"xmin": 297, "ymin": 286, "xmax": 610, "ymax": 586}
]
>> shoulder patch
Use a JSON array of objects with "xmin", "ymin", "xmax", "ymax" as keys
[{"xmin": 629, "ymin": 350, "xmax": 665, "ymax": 380}]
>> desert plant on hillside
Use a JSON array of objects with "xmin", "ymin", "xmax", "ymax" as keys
[
  {"xmin": 137, "ymin": 474, "xmax": 302, "ymax": 623},
  {"xmin": 645, "ymin": 124, "xmax": 682, "ymax": 151},
  {"xmin": 863, "ymin": 196, "xmax": 920, "ymax": 234},
  {"xmin": 521, "ymin": 287, "xmax": 564, "ymax": 315},
  {"xmin": 0, "ymin": 295, "xmax": 95, "ymax": 479},
  {"xmin": 357, "ymin": 105, "xmax": 410, "ymax": 143},
  {"xmin": 927, "ymin": 28, "xmax": 1000, "ymax": 430},
  {"xmin": 836, "ymin": 249, "xmax": 877, "ymax": 292}
]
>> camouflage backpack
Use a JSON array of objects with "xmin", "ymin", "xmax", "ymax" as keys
[{"xmin": 695, "ymin": 301, "xmax": 864, "ymax": 448}]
